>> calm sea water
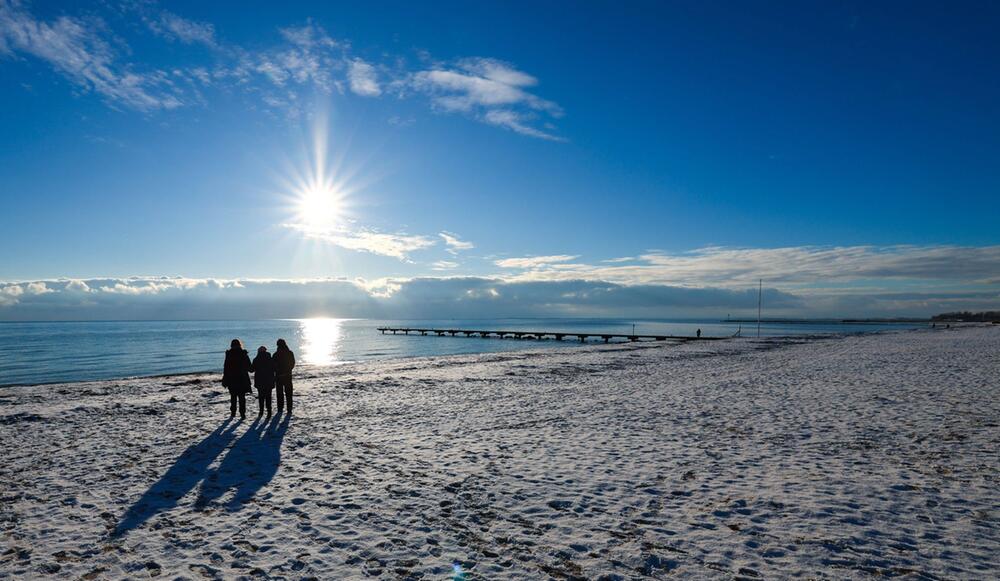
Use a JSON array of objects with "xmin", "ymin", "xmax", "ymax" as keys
[{"xmin": 0, "ymin": 318, "xmax": 923, "ymax": 386}]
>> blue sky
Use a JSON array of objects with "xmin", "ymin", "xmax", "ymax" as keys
[{"xmin": 1, "ymin": 0, "xmax": 999, "ymax": 319}]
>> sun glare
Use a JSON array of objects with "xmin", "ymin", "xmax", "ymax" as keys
[
  {"xmin": 274, "ymin": 112, "xmax": 367, "ymax": 237},
  {"xmin": 298, "ymin": 317, "xmax": 347, "ymax": 366},
  {"xmin": 296, "ymin": 183, "xmax": 343, "ymax": 230}
]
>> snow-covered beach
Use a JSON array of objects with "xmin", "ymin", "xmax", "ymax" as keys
[{"xmin": 1, "ymin": 326, "xmax": 998, "ymax": 579}]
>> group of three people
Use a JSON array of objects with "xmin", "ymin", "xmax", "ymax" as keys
[{"xmin": 222, "ymin": 338, "xmax": 296, "ymax": 419}]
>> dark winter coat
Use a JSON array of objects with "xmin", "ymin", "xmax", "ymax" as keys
[
  {"xmin": 250, "ymin": 352, "xmax": 276, "ymax": 390},
  {"xmin": 222, "ymin": 348, "xmax": 252, "ymax": 392},
  {"xmin": 274, "ymin": 346, "xmax": 296, "ymax": 377}
]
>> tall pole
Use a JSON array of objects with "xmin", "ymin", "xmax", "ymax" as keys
[{"xmin": 757, "ymin": 279, "xmax": 762, "ymax": 338}]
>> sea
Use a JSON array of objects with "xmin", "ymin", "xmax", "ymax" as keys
[{"xmin": 0, "ymin": 318, "xmax": 925, "ymax": 387}]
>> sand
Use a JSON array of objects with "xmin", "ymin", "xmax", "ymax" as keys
[{"xmin": 1, "ymin": 326, "xmax": 998, "ymax": 579}]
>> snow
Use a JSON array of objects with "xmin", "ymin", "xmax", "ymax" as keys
[{"xmin": 1, "ymin": 326, "xmax": 998, "ymax": 579}]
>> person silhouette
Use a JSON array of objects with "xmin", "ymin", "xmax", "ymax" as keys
[
  {"xmin": 250, "ymin": 345, "xmax": 275, "ymax": 417},
  {"xmin": 696, "ymin": 328, "xmax": 702, "ymax": 338},
  {"xmin": 222, "ymin": 339, "xmax": 251, "ymax": 419},
  {"xmin": 273, "ymin": 338, "xmax": 296, "ymax": 413}
]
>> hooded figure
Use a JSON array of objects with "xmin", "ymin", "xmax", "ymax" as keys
[
  {"xmin": 250, "ymin": 346, "xmax": 276, "ymax": 417},
  {"xmin": 222, "ymin": 339, "xmax": 251, "ymax": 419},
  {"xmin": 273, "ymin": 338, "xmax": 296, "ymax": 413}
]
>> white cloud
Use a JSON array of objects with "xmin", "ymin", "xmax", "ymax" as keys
[
  {"xmin": 431, "ymin": 260, "xmax": 459, "ymax": 271},
  {"xmin": 221, "ymin": 21, "xmax": 343, "ymax": 116},
  {"xmin": 285, "ymin": 223, "xmax": 435, "ymax": 260},
  {"xmin": 25, "ymin": 281, "xmax": 50, "ymax": 294},
  {"xmin": 279, "ymin": 21, "xmax": 337, "ymax": 49},
  {"xmin": 0, "ymin": 281, "xmax": 51, "ymax": 305},
  {"xmin": 439, "ymin": 231, "xmax": 474, "ymax": 254},
  {"xmin": 0, "ymin": 283, "xmax": 23, "ymax": 306},
  {"xmin": 495, "ymin": 255, "xmax": 579, "ymax": 269},
  {"xmin": 188, "ymin": 66, "xmax": 211, "ymax": 84},
  {"xmin": 412, "ymin": 57, "xmax": 563, "ymax": 140},
  {"xmin": 0, "ymin": 1, "xmax": 182, "ymax": 111},
  {"xmin": 348, "ymin": 59, "xmax": 380, "ymax": 96},
  {"xmin": 148, "ymin": 11, "xmax": 216, "ymax": 47},
  {"xmin": 65, "ymin": 279, "xmax": 92, "ymax": 292},
  {"xmin": 413, "ymin": 58, "xmax": 558, "ymax": 112},
  {"xmin": 254, "ymin": 47, "xmax": 331, "ymax": 89}
]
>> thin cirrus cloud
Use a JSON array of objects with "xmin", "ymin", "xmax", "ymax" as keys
[
  {"xmin": 145, "ymin": 11, "xmax": 217, "ymax": 47},
  {"xmin": 0, "ymin": 0, "xmax": 183, "ymax": 111},
  {"xmin": 494, "ymin": 255, "xmax": 579, "ymax": 269},
  {"xmin": 495, "ymin": 245, "xmax": 1000, "ymax": 287},
  {"xmin": 431, "ymin": 260, "xmax": 459, "ymax": 271},
  {"xmin": 0, "ymin": 2, "xmax": 563, "ymax": 138},
  {"xmin": 439, "ymin": 232, "xmax": 474, "ymax": 254},
  {"xmin": 280, "ymin": 224, "xmax": 477, "ymax": 263},
  {"xmin": 284, "ymin": 223, "xmax": 436, "ymax": 261},
  {"xmin": 411, "ymin": 57, "xmax": 564, "ymax": 140},
  {"xmin": 220, "ymin": 21, "xmax": 344, "ymax": 107}
]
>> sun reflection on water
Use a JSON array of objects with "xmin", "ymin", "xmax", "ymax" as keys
[{"xmin": 297, "ymin": 318, "xmax": 347, "ymax": 366}]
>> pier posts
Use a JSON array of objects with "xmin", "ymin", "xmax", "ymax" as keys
[{"xmin": 379, "ymin": 327, "xmax": 722, "ymax": 344}]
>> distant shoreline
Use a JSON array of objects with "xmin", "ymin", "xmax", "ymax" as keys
[{"xmin": 722, "ymin": 318, "xmax": 929, "ymax": 324}]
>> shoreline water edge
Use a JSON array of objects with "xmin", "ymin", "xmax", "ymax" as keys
[{"xmin": 0, "ymin": 319, "xmax": 932, "ymax": 388}]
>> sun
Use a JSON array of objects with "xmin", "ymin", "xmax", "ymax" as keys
[
  {"xmin": 295, "ymin": 182, "xmax": 343, "ymax": 230},
  {"xmin": 274, "ymin": 110, "xmax": 371, "ymax": 239}
]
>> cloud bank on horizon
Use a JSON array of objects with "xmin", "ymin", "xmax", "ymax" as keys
[
  {"xmin": 2, "ymin": 243, "xmax": 998, "ymax": 320},
  {"xmin": 0, "ymin": 0, "xmax": 564, "ymax": 139}
]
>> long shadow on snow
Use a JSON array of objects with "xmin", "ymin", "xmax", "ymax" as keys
[
  {"xmin": 113, "ymin": 418, "xmax": 241, "ymax": 537},
  {"xmin": 194, "ymin": 412, "xmax": 290, "ymax": 511}
]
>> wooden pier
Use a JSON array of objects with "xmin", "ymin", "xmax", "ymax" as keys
[{"xmin": 376, "ymin": 327, "xmax": 726, "ymax": 343}]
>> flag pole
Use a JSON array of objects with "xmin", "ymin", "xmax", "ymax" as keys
[{"xmin": 757, "ymin": 279, "xmax": 762, "ymax": 338}]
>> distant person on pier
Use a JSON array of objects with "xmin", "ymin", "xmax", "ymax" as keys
[
  {"xmin": 696, "ymin": 328, "xmax": 702, "ymax": 338},
  {"xmin": 250, "ymin": 346, "xmax": 275, "ymax": 417},
  {"xmin": 222, "ymin": 339, "xmax": 251, "ymax": 419},
  {"xmin": 273, "ymin": 338, "xmax": 296, "ymax": 413}
]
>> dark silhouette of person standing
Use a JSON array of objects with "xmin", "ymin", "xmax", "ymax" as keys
[
  {"xmin": 250, "ymin": 345, "xmax": 276, "ymax": 417},
  {"xmin": 222, "ymin": 339, "xmax": 251, "ymax": 419},
  {"xmin": 273, "ymin": 338, "xmax": 296, "ymax": 413}
]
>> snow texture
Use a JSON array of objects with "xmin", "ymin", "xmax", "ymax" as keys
[{"xmin": 1, "ymin": 326, "xmax": 998, "ymax": 579}]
